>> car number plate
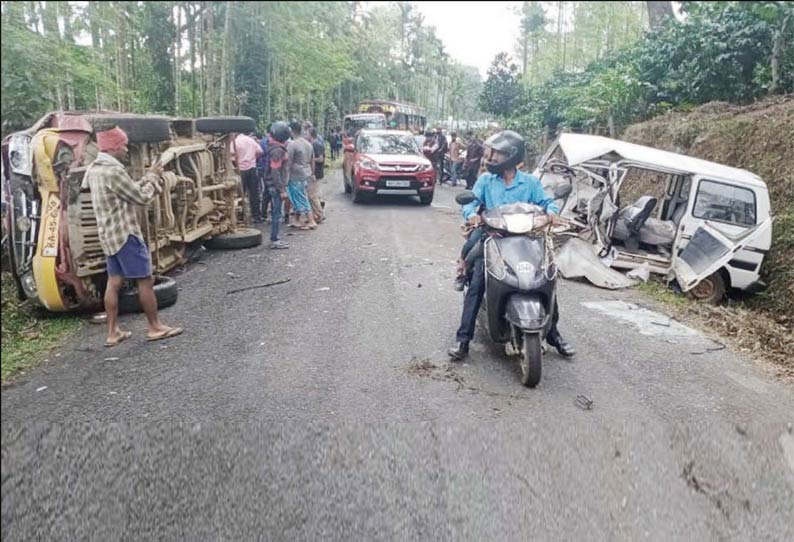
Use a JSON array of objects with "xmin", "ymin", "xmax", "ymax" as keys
[{"xmin": 386, "ymin": 180, "xmax": 410, "ymax": 188}]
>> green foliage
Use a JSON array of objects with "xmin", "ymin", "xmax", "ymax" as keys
[
  {"xmin": 488, "ymin": 1, "xmax": 794, "ymax": 147},
  {"xmin": 1, "ymin": 273, "xmax": 82, "ymax": 382},
  {"xmin": 479, "ymin": 53, "xmax": 521, "ymax": 118}
]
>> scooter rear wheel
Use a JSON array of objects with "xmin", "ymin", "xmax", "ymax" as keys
[{"xmin": 521, "ymin": 332, "xmax": 542, "ymax": 388}]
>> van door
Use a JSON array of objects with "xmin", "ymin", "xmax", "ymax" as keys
[{"xmin": 672, "ymin": 218, "xmax": 772, "ymax": 292}]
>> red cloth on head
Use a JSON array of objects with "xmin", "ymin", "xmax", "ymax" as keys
[{"xmin": 96, "ymin": 127, "xmax": 128, "ymax": 153}]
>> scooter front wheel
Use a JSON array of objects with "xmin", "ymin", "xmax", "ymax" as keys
[{"xmin": 520, "ymin": 332, "xmax": 542, "ymax": 388}]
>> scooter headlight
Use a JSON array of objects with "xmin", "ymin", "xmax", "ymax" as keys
[{"xmin": 20, "ymin": 272, "xmax": 37, "ymax": 298}]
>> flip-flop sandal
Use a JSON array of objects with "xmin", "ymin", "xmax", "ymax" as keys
[
  {"xmin": 147, "ymin": 327, "xmax": 184, "ymax": 342},
  {"xmin": 105, "ymin": 331, "xmax": 132, "ymax": 348}
]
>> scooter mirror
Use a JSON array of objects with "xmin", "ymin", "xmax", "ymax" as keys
[
  {"xmin": 553, "ymin": 184, "xmax": 572, "ymax": 199},
  {"xmin": 455, "ymin": 190, "xmax": 477, "ymax": 205}
]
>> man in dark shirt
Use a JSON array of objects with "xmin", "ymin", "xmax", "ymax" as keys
[
  {"xmin": 263, "ymin": 122, "xmax": 291, "ymax": 249},
  {"xmin": 308, "ymin": 128, "xmax": 326, "ymax": 223},
  {"xmin": 463, "ymin": 130, "xmax": 484, "ymax": 189}
]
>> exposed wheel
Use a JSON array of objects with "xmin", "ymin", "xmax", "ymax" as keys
[
  {"xmin": 118, "ymin": 275, "xmax": 178, "ymax": 314},
  {"xmin": 204, "ymin": 228, "xmax": 262, "ymax": 250},
  {"xmin": 687, "ymin": 271, "xmax": 726, "ymax": 304},
  {"xmin": 90, "ymin": 114, "xmax": 171, "ymax": 143},
  {"xmin": 419, "ymin": 191, "xmax": 434, "ymax": 205},
  {"xmin": 195, "ymin": 116, "xmax": 256, "ymax": 134},
  {"xmin": 520, "ymin": 332, "xmax": 542, "ymax": 388}
]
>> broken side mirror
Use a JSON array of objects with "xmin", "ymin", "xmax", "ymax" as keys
[
  {"xmin": 553, "ymin": 183, "xmax": 572, "ymax": 200},
  {"xmin": 455, "ymin": 190, "xmax": 477, "ymax": 205}
]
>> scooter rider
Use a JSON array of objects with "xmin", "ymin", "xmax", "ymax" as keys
[{"xmin": 448, "ymin": 130, "xmax": 576, "ymax": 360}]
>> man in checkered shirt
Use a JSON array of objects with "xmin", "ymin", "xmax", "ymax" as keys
[{"xmin": 85, "ymin": 126, "xmax": 183, "ymax": 347}]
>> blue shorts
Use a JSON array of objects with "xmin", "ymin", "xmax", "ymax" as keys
[{"xmin": 106, "ymin": 235, "xmax": 152, "ymax": 279}]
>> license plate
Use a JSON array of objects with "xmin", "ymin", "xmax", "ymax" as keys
[{"xmin": 386, "ymin": 180, "xmax": 410, "ymax": 188}]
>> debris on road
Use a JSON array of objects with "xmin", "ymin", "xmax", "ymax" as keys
[
  {"xmin": 575, "ymin": 394, "xmax": 594, "ymax": 410},
  {"xmin": 227, "ymin": 278, "xmax": 291, "ymax": 295},
  {"xmin": 104, "ymin": 357, "xmax": 120, "ymax": 362},
  {"xmin": 36, "ymin": 386, "xmax": 47, "ymax": 392},
  {"xmin": 315, "ymin": 287, "xmax": 330, "ymax": 292}
]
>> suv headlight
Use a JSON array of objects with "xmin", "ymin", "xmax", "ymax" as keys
[
  {"xmin": 418, "ymin": 163, "xmax": 432, "ymax": 171},
  {"xmin": 360, "ymin": 158, "xmax": 380, "ymax": 171},
  {"xmin": 9, "ymin": 135, "xmax": 33, "ymax": 176}
]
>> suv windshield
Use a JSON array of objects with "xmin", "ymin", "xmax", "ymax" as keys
[{"xmin": 357, "ymin": 134, "xmax": 419, "ymax": 155}]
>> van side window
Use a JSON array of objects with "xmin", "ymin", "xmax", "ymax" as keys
[{"xmin": 693, "ymin": 180, "xmax": 756, "ymax": 226}]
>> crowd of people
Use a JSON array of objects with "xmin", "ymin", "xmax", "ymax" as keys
[
  {"xmin": 232, "ymin": 120, "xmax": 331, "ymax": 250},
  {"xmin": 418, "ymin": 128, "xmax": 485, "ymax": 189}
]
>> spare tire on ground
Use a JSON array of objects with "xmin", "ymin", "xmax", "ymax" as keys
[
  {"xmin": 118, "ymin": 275, "xmax": 179, "ymax": 314},
  {"xmin": 195, "ymin": 116, "xmax": 256, "ymax": 134},
  {"xmin": 90, "ymin": 114, "xmax": 172, "ymax": 143},
  {"xmin": 203, "ymin": 228, "xmax": 262, "ymax": 250}
]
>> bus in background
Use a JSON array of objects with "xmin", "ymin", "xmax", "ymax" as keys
[
  {"xmin": 358, "ymin": 100, "xmax": 427, "ymax": 133},
  {"xmin": 343, "ymin": 113, "xmax": 387, "ymax": 139}
]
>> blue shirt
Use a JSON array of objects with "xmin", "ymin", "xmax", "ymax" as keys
[{"xmin": 462, "ymin": 170, "xmax": 559, "ymax": 221}]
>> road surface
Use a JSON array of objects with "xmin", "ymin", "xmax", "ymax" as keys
[{"xmin": 2, "ymin": 168, "xmax": 793, "ymax": 541}]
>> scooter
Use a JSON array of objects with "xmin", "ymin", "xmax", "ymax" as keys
[{"xmin": 455, "ymin": 185, "xmax": 572, "ymax": 387}]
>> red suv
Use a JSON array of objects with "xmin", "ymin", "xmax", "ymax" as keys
[{"xmin": 343, "ymin": 130, "xmax": 436, "ymax": 205}]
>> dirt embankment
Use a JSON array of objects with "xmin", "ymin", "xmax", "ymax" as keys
[
  {"xmin": 621, "ymin": 96, "xmax": 794, "ymax": 376},
  {"xmin": 622, "ymin": 95, "xmax": 794, "ymax": 317}
]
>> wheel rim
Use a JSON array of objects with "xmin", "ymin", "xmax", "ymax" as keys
[{"xmin": 691, "ymin": 277, "xmax": 716, "ymax": 300}]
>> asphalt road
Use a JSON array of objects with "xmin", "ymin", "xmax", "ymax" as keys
[{"xmin": 3, "ymin": 167, "xmax": 794, "ymax": 541}]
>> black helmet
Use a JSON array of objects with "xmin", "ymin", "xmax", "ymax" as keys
[
  {"xmin": 483, "ymin": 130, "xmax": 525, "ymax": 174},
  {"xmin": 270, "ymin": 121, "xmax": 290, "ymax": 143}
]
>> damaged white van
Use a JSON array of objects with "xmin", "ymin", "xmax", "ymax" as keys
[{"xmin": 536, "ymin": 133, "xmax": 773, "ymax": 303}]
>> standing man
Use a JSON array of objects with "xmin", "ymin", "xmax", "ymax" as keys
[
  {"xmin": 263, "ymin": 122, "xmax": 290, "ymax": 249},
  {"xmin": 307, "ymin": 127, "xmax": 326, "ymax": 223},
  {"xmin": 258, "ymin": 132, "xmax": 273, "ymax": 222},
  {"xmin": 430, "ymin": 127, "xmax": 448, "ymax": 184},
  {"xmin": 286, "ymin": 121, "xmax": 317, "ymax": 230},
  {"xmin": 232, "ymin": 132, "xmax": 264, "ymax": 223},
  {"xmin": 448, "ymin": 132, "xmax": 464, "ymax": 186},
  {"xmin": 85, "ymin": 127, "xmax": 183, "ymax": 347},
  {"xmin": 463, "ymin": 130, "xmax": 484, "ymax": 190}
]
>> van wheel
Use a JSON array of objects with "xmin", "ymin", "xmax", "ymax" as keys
[
  {"xmin": 688, "ymin": 271, "xmax": 726, "ymax": 304},
  {"xmin": 520, "ymin": 332, "xmax": 542, "ymax": 388},
  {"xmin": 90, "ymin": 115, "xmax": 171, "ymax": 143},
  {"xmin": 204, "ymin": 228, "xmax": 262, "ymax": 250},
  {"xmin": 118, "ymin": 276, "xmax": 178, "ymax": 314},
  {"xmin": 195, "ymin": 116, "xmax": 256, "ymax": 134}
]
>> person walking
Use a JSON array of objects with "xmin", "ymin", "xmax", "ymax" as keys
[
  {"xmin": 448, "ymin": 132, "xmax": 464, "ymax": 186},
  {"xmin": 232, "ymin": 132, "xmax": 264, "ymax": 223},
  {"xmin": 263, "ymin": 122, "xmax": 290, "ymax": 249},
  {"xmin": 286, "ymin": 121, "xmax": 317, "ymax": 230},
  {"xmin": 430, "ymin": 127, "xmax": 448, "ymax": 184},
  {"xmin": 84, "ymin": 127, "xmax": 183, "ymax": 347},
  {"xmin": 307, "ymin": 127, "xmax": 326, "ymax": 223},
  {"xmin": 258, "ymin": 132, "xmax": 273, "ymax": 221}
]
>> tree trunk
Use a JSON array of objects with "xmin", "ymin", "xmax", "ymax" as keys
[
  {"xmin": 646, "ymin": 1, "xmax": 673, "ymax": 29},
  {"xmin": 219, "ymin": 3, "xmax": 231, "ymax": 115},
  {"xmin": 770, "ymin": 14, "xmax": 789, "ymax": 95},
  {"xmin": 188, "ymin": 2, "xmax": 197, "ymax": 116},
  {"xmin": 174, "ymin": 5, "xmax": 182, "ymax": 115}
]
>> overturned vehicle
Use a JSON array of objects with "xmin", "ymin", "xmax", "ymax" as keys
[
  {"xmin": 2, "ymin": 112, "xmax": 260, "ymax": 312},
  {"xmin": 535, "ymin": 134, "xmax": 773, "ymax": 303}
]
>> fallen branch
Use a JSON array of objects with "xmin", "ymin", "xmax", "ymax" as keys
[{"xmin": 227, "ymin": 278, "xmax": 291, "ymax": 295}]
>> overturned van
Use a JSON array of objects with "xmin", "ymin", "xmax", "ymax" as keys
[
  {"xmin": 1, "ymin": 111, "xmax": 260, "ymax": 313},
  {"xmin": 535, "ymin": 133, "xmax": 773, "ymax": 303}
]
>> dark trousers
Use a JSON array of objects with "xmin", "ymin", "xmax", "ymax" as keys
[
  {"xmin": 241, "ymin": 168, "xmax": 262, "ymax": 221},
  {"xmin": 268, "ymin": 187, "xmax": 283, "ymax": 242},
  {"xmin": 262, "ymin": 184, "xmax": 273, "ymax": 219},
  {"xmin": 455, "ymin": 255, "xmax": 562, "ymax": 343}
]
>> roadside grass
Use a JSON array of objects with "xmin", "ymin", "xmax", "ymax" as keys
[
  {"xmin": 635, "ymin": 278, "xmax": 793, "ymax": 378},
  {"xmin": 1, "ymin": 273, "xmax": 82, "ymax": 383}
]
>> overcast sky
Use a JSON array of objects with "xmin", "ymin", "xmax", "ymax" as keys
[{"xmin": 366, "ymin": 1, "xmax": 523, "ymax": 79}]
